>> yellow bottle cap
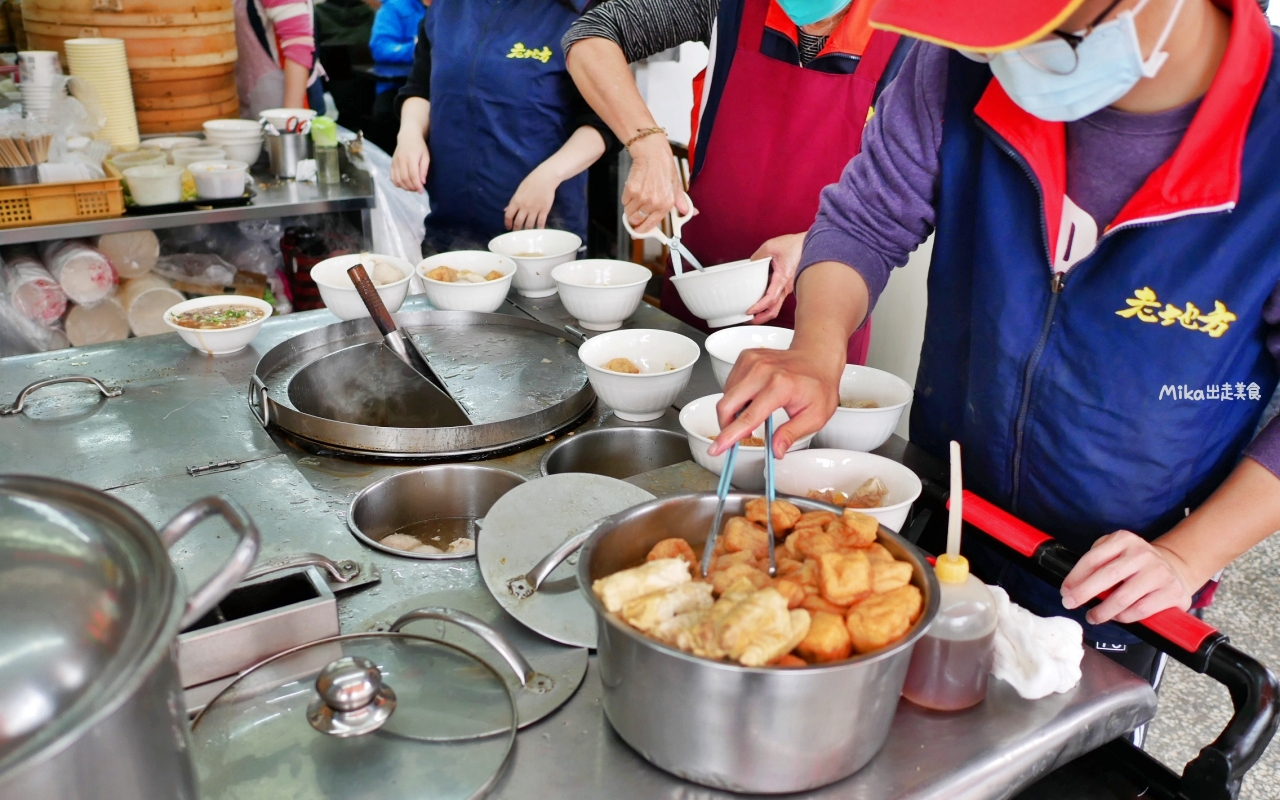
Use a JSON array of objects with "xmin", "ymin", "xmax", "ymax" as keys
[{"xmin": 935, "ymin": 553, "xmax": 970, "ymax": 584}]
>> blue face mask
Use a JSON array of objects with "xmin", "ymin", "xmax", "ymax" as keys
[
  {"xmin": 775, "ymin": 0, "xmax": 852, "ymax": 28},
  {"xmin": 967, "ymin": 0, "xmax": 1185, "ymax": 122}
]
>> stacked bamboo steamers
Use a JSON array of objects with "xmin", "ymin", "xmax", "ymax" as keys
[{"xmin": 63, "ymin": 38, "xmax": 139, "ymax": 149}]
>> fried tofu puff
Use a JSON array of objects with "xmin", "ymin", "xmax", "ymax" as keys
[
  {"xmin": 818, "ymin": 550, "xmax": 872, "ymax": 605},
  {"xmin": 715, "ymin": 589, "xmax": 810, "ymax": 667},
  {"xmin": 646, "ymin": 537, "xmax": 698, "ymax": 571},
  {"xmin": 722, "ymin": 516, "xmax": 770, "ymax": 560},
  {"xmin": 773, "ymin": 654, "xmax": 808, "ymax": 667},
  {"xmin": 745, "ymin": 497, "xmax": 802, "ymax": 534},
  {"xmin": 871, "ymin": 560, "xmax": 913, "ymax": 593},
  {"xmin": 793, "ymin": 510, "xmax": 838, "ymax": 533},
  {"xmin": 845, "ymin": 585, "xmax": 923, "ymax": 654},
  {"xmin": 800, "ymin": 594, "xmax": 849, "ymax": 616},
  {"xmin": 864, "ymin": 543, "xmax": 895, "ymax": 563},
  {"xmin": 771, "ymin": 577, "xmax": 806, "ymax": 609},
  {"xmin": 786, "ymin": 527, "xmax": 839, "ymax": 560},
  {"xmin": 711, "ymin": 549, "xmax": 758, "ymax": 573},
  {"xmin": 828, "ymin": 508, "xmax": 879, "ymax": 549},
  {"xmin": 592, "ymin": 558, "xmax": 690, "ymax": 613},
  {"xmin": 740, "ymin": 609, "xmax": 811, "ymax": 667},
  {"xmin": 796, "ymin": 610, "xmax": 853, "ymax": 663},
  {"xmin": 621, "ymin": 582, "xmax": 714, "ymax": 633},
  {"xmin": 710, "ymin": 563, "xmax": 769, "ymax": 596}
]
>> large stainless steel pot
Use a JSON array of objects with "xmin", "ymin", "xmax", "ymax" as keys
[
  {"xmin": 0, "ymin": 476, "xmax": 260, "ymax": 800},
  {"xmin": 577, "ymin": 492, "xmax": 940, "ymax": 794}
]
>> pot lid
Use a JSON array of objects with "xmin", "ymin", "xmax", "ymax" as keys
[
  {"xmin": 191, "ymin": 632, "xmax": 516, "ymax": 800},
  {"xmin": 0, "ymin": 476, "xmax": 175, "ymax": 776}
]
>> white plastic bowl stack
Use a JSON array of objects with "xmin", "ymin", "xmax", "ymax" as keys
[
  {"xmin": 551, "ymin": 259, "xmax": 650, "ymax": 331},
  {"xmin": 202, "ymin": 119, "xmax": 265, "ymax": 166},
  {"xmin": 63, "ymin": 38, "xmax": 139, "ymax": 149},
  {"xmin": 814, "ymin": 365, "xmax": 915, "ymax": 452},
  {"xmin": 577, "ymin": 328, "xmax": 700, "ymax": 422},
  {"xmin": 140, "ymin": 137, "xmax": 203, "ymax": 163},
  {"xmin": 678, "ymin": 392, "xmax": 815, "ymax": 491},
  {"xmin": 417, "ymin": 251, "xmax": 516, "ymax": 313},
  {"xmin": 772, "ymin": 449, "xmax": 923, "ymax": 533},
  {"xmin": 17, "ymin": 51, "xmax": 63, "ymax": 123},
  {"xmin": 704, "ymin": 325, "xmax": 794, "ymax": 388},
  {"xmin": 487, "ymin": 229, "xmax": 582, "ymax": 298}
]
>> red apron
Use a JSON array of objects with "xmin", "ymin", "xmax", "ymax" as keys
[{"xmin": 662, "ymin": 0, "xmax": 900, "ymax": 365}]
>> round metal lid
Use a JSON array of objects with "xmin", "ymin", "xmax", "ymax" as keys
[
  {"xmin": 0, "ymin": 476, "xmax": 176, "ymax": 777},
  {"xmin": 191, "ymin": 633, "xmax": 517, "ymax": 800},
  {"xmin": 477, "ymin": 474, "xmax": 654, "ymax": 648}
]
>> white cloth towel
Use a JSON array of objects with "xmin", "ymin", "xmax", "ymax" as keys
[{"xmin": 989, "ymin": 585, "xmax": 1084, "ymax": 700}]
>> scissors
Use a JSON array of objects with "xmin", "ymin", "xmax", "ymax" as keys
[
  {"xmin": 284, "ymin": 116, "xmax": 301, "ymax": 133},
  {"xmin": 623, "ymin": 205, "xmax": 705, "ymax": 275}
]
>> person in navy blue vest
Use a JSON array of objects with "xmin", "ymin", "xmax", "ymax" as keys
[
  {"xmin": 713, "ymin": 0, "xmax": 1280, "ymax": 690},
  {"xmin": 388, "ymin": 0, "xmax": 609, "ymax": 254}
]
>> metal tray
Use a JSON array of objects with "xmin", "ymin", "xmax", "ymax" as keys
[{"xmin": 249, "ymin": 311, "xmax": 595, "ymax": 459}]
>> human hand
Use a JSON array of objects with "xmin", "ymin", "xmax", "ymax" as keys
[
  {"xmin": 746, "ymin": 233, "xmax": 806, "ymax": 324},
  {"xmin": 1060, "ymin": 531, "xmax": 1195, "ymax": 625},
  {"xmin": 710, "ymin": 346, "xmax": 843, "ymax": 459},
  {"xmin": 505, "ymin": 164, "xmax": 558, "ymax": 230},
  {"xmin": 390, "ymin": 135, "xmax": 430, "ymax": 192},
  {"xmin": 622, "ymin": 135, "xmax": 693, "ymax": 232}
]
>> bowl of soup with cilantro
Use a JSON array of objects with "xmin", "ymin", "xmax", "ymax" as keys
[{"xmin": 164, "ymin": 295, "xmax": 273, "ymax": 355}]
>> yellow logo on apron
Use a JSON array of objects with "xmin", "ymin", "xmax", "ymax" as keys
[
  {"xmin": 1116, "ymin": 287, "xmax": 1237, "ymax": 338},
  {"xmin": 507, "ymin": 43, "xmax": 552, "ymax": 64}
]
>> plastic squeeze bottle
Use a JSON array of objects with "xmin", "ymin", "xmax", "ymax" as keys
[
  {"xmin": 311, "ymin": 116, "xmax": 341, "ymax": 185},
  {"xmin": 901, "ymin": 441, "xmax": 998, "ymax": 711}
]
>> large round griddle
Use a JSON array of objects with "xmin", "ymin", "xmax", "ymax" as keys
[{"xmin": 250, "ymin": 311, "xmax": 595, "ymax": 458}]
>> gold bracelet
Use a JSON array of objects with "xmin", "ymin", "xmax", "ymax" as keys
[{"xmin": 624, "ymin": 126, "xmax": 667, "ymax": 151}]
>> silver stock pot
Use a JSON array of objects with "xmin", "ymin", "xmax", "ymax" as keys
[
  {"xmin": 576, "ymin": 492, "xmax": 940, "ymax": 794},
  {"xmin": 0, "ymin": 476, "xmax": 260, "ymax": 800}
]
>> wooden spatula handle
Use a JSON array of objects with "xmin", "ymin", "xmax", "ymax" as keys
[{"xmin": 347, "ymin": 264, "xmax": 397, "ymax": 337}]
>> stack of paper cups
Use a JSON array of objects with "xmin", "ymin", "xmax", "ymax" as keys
[
  {"xmin": 17, "ymin": 50, "xmax": 64, "ymax": 122},
  {"xmin": 63, "ymin": 38, "xmax": 139, "ymax": 150}
]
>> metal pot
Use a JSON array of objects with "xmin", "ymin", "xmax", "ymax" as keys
[
  {"xmin": 0, "ymin": 476, "xmax": 260, "ymax": 800},
  {"xmin": 576, "ymin": 492, "xmax": 940, "ymax": 794}
]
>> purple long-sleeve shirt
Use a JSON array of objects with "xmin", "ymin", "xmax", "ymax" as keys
[{"xmin": 798, "ymin": 42, "xmax": 1280, "ymax": 478}]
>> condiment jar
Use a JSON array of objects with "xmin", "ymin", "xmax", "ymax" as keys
[{"xmin": 311, "ymin": 115, "xmax": 341, "ymax": 185}]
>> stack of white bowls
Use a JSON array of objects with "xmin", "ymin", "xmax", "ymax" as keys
[
  {"xmin": 202, "ymin": 119, "xmax": 265, "ymax": 166},
  {"xmin": 63, "ymin": 38, "xmax": 139, "ymax": 149},
  {"xmin": 17, "ymin": 51, "xmax": 63, "ymax": 123}
]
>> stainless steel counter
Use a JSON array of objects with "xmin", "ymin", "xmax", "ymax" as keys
[{"xmin": 0, "ymin": 293, "xmax": 1156, "ymax": 799}]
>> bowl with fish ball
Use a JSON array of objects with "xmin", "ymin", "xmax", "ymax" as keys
[
  {"xmin": 417, "ymin": 251, "xmax": 516, "ymax": 312},
  {"xmin": 487, "ymin": 228, "xmax": 582, "ymax": 298},
  {"xmin": 310, "ymin": 253, "xmax": 414, "ymax": 320},
  {"xmin": 552, "ymin": 259, "xmax": 651, "ymax": 331},
  {"xmin": 814, "ymin": 365, "xmax": 914, "ymax": 452},
  {"xmin": 164, "ymin": 295, "xmax": 272, "ymax": 355},
  {"xmin": 577, "ymin": 328, "xmax": 699, "ymax": 422},
  {"xmin": 771, "ymin": 449, "xmax": 922, "ymax": 533},
  {"xmin": 678, "ymin": 392, "xmax": 814, "ymax": 490}
]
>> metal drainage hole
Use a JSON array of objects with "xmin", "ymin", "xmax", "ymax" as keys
[{"xmin": 527, "ymin": 674, "xmax": 555, "ymax": 694}]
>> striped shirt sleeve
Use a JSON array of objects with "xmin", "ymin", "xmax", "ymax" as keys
[
  {"xmin": 562, "ymin": 0, "xmax": 718, "ymax": 63},
  {"xmin": 262, "ymin": 0, "xmax": 315, "ymax": 69}
]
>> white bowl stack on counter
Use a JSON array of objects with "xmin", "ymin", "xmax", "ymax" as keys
[
  {"xmin": 577, "ymin": 328, "xmax": 699, "ymax": 421},
  {"xmin": 487, "ymin": 229, "xmax": 582, "ymax": 298},
  {"xmin": 669, "ymin": 257, "xmax": 770, "ymax": 328},
  {"xmin": 678, "ymin": 392, "xmax": 815, "ymax": 490},
  {"xmin": 815, "ymin": 364, "xmax": 915, "ymax": 452},
  {"xmin": 259, "ymin": 107, "xmax": 317, "ymax": 132},
  {"xmin": 202, "ymin": 119, "xmax": 266, "ymax": 166},
  {"xmin": 551, "ymin": 259, "xmax": 650, "ymax": 331},
  {"xmin": 164, "ymin": 295, "xmax": 273, "ymax": 355},
  {"xmin": 140, "ymin": 137, "xmax": 202, "ymax": 164},
  {"xmin": 772, "ymin": 449, "xmax": 924, "ymax": 533},
  {"xmin": 188, "ymin": 160, "xmax": 250, "ymax": 200},
  {"xmin": 309, "ymin": 253, "xmax": 415, "ymax": 320},
  {"xmin": 704, "ymin": 325, "xmax": 794, "ymax": 388},
  {"xmin": 416, "ymin": 251, "xmax": 516, "ymax": 313},
  {"xmin": 122, "ymin": 164, "xmax": 183, "ymax": 206}
]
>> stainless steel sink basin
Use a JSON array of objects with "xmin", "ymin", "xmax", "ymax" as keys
[{"xmin": 540, "ymin": 427, "xmax": 691, "ymax": 480}]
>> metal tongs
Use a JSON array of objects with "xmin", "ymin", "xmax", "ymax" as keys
[
  {"xmin": 622, "ymin": 206, "xmax": 705, "ymax": 276},
  {"xmin": 699, "ymin": 416, "xmax": 779, "ymax": 578}
]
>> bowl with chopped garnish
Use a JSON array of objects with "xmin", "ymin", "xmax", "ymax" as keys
[
  {"xmin": 814, "ymin": 365, "xmax": 914, "ymax": 452},
  {"xmin": 416, "ymin": 250, "xmax": 517, "ymax": 312},
  {"xmin": 164, "ymin": 295, "xmax": 273, "ymax": 355},
  {"xmin": 310, "ymin": 253, "xmax": 415, "ymax": 320},
  {"xmin": 679, "ymin": 392, "xmax": 815, "ymax": 490},
  {"xmin": 577, "ymin": 328, "xmax": 699, "ymax": 421},
  {"xmin": 771, "ymin": 449, "xmax": 922, "ymax": 533}
]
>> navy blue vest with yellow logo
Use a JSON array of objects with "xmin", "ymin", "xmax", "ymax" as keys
[{"xmin": 912, "ymin": 12, "xmax": 1280, "ymax": 640}]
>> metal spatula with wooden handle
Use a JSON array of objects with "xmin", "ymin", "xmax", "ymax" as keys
[{"xmin": 347, "ymin": 263, "xmax": 472, "ymax": 427}]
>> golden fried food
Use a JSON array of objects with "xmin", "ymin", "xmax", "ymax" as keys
[
  {"xmin": 722, "ymin": 516, "xmax": 770, "ymax": 560},
  {"xmin": 774, "ymin": 654, "xmax": 808, "ymax": 667},
  {"xmin": 484, "ymin": 270, "xmax": 505, "ymax": 281},
  {"xmin": 621, "ymin": 582, "xmax": 714, "ymax": 633},
  {"xmin": 807, "ymin": 488, "xmax": 849, "ymax": 506},
  {"xmin": 741, "ymin": 609, "xmax": 811, "ymax": 667},
  {"xmin": 818, "ymin": 550, "xmax": 872, "ymax": 606},
  {"xmin": 796, "ymin": 611, "xmax": 853, "ymax": 663},
  {"xmin": 845, "ymin": 585, "xmax": 923, "ymax": 654},
  {"xmin": 647, "ymin": 538, "xmax": 698, "ymax": 570},
  {"xmin": 745, "ymin": 497, "xmax": 802, "ymax": 533},
  {"xmin": 592, "ymin": 558, "xmax": 690, "ymax": 613},
  {"xmin": 840, "ymin": 399, "xmax": 881, "ymax": 409},
  {"xmin": 711, "ymin": 549, "xmax": 758, "ymax": 573},
  {"xmin": 651, "ymin": 609, "xmax": 705, "ymax": 644},
  {"xmin": 710, "ymin": 563, "xmax": 769, "ymax": 596},
  {"xmin": 847, "ymin": 477, "xmax": 890, "ymax": 509},
  {"xmin": 775, "ymin": 556, "xmax": 805, "ymax": 577},
  {"xmin": 800, "ymin": 594, "xmax": 849, "ymax": 616},
  {"xmin": 741, "ymin": 437, "xmax": 766, "ymax": 447},
  {"xmin": 604, "ymin": 357, "xmax": 641, "ymax": 374},
  {"xmin": 786, "ymin": 527, "xmax": 839, "ymax": 560},
  {"xmin": 793, "ymin": 510, "xmax": 838, "ymax": 532},
  {"xmin": 871, "ymin": 560, "xmax": 913, "ymax": 593},
  {"xmin": 865, "ymin": 542, "xmax": 895, "ymax": 563},
  {"xmin": 425, "ymin": 265, "xmax": 459, "ymax": 282},
  {"xmin": 792, "ymin": 559, "xmax": 820, "ymax": 590},
  {"xmin": 771, "ymin": 577, "xmax": 806, "ymax": 609},
  {"xmin": 716, "ymin": 589, "xmax": 805, "ymax": 666},
  {"xmin": 832, "ymin": 508, "xmax": 879, "ymax": 548}
]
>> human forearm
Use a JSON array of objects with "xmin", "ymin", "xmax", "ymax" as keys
[
  {"xmin": 562, "ymin": 0, "xmax": 716, "ymax": 63},
  {"xmin": 791, "ymin": 261, "xmax": 870, "ymax": 375},
  {"xmin": 566, "ymin": 38, "xmax": 661, "ymax": 144},
  {"xmin": 283, "ymin": 58, "xmax": 308, "ymax": 109},
  {"xmin": 536, "ymin": 126, "xmax": 606, "ymax": 183},
  {"xmin": 397, "ymin": 96, "xmax": 430, "ymax": 142}
]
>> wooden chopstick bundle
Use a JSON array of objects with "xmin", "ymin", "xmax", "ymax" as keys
[{"xmin": 0, "ymin": 131, "xmax": 54, "ymax": 167}]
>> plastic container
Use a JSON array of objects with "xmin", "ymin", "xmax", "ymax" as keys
[
  {"xmin": 172, "ymin": 146, "xmax": 227, "ymax": 169},
  {"xmin": 65, "ymin": 297, "xmax": 130, "ymax": 346},
  {"xmin": 45, "ymin": 242, "xmax": 117, "ymax": 305},
  {"xmin": 108, "ymin": 150, "xmax": 167, "ymax": 172},
  {"xmin": 96, "ymin": 230, "xmax": 160, "ymax": 279},
  {"xmin": 901, "ymin": 563, "xmax": 998, "ymax": 712},
  {"xmin": 119, "ymin": 274, "xmax": 183, "ymax": 336},
  {"xmin": 187, "ymin": 160, "xmax": 247, "ymax": 200},
  {"xmin": 4, "ymin": 255, "xmax": 68, "ymax": 325},
  {"xmin": 123, "ymin": 164, "xmax": 183, "ymax": 206}
]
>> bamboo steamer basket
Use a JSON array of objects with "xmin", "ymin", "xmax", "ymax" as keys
[
  {"xmin": 131, "ymin": 65, "xmax": 234, "ymax": 99},
  {"xmin": 133, "ymin": 83, "xmax": 236, "ymax": 111},
  {"xmin": 21, "ymin": 2, "xmax": 232, "ymax": 28},
  {"xmin": 135, "ymin": 96, "xmax": 237, "ymax": 123},
  {"xmin": 25, "ymin": 22, "xmax": 236, "ymax": 68}
]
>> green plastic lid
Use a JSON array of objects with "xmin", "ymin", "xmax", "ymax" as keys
[{"xmin": 311, "ymin": 116, "xmax": 338, "ymax": 147}]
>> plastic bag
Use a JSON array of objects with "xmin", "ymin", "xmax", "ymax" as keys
[
  {"xmin": 2, "ymin": 254, "xmax": 67, "ymax": 325},
  {"xmin": 346, "ymin": 136, "xmax": 429, "ymax": 263},
  {"xmin": 152, "ymin": 253, "xmax": 237, "ymax": 288},
  {"xmin": 45, "ymin": 75, "xmax": 110, "ymax": 170},
  {"xmin": 45, "ymin": 241, "xmax": 117, "ymax": 306}
]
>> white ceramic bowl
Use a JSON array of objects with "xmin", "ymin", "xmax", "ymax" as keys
[
  {"xmin": 551, "ymin": 259, "xmax": 650, "ymax": 331},
  {"xmin": 309, "ymin": 253, "xmax": 415, "ymax": 320},
  {"xmin": 141, "ymin": 136, "xmax": 202, "ymax": 159},
  {"xmin": 203, "ymin": 119, "xmax": 263, "ymax": 136},
  {"xmin": 108, "ymin": 150, "xmax": 167, "ymax": 171},
  {"xmin": 678, "ymin": 392, "xmax": 815, "ymax": 491},
  {"xmin": 814, "ymin": 365, "xmax": 914, "ymax": 452},
  {"xmin": 173, "ymin": 146, "xmax": 226, "ymax": 169},
  {"xmin": 188, "ymin": 160, "xmax": 248, "ymax": 200},
  {"xmin": 669, "ymin": 257, "xmax": 769, "ymax": 328},
  {"xmin": 704, "ymin": 325, "xmax": 794, "ymax": 388},
  {"xmin": 772, "ymin": 449, "xmax": 923, "ymax": 533},
  {"xmin": 487, "ymin": 229, "xmax": 581, "ymax": 298},
  {"xmin": 203, "ymin": 135, "xmax": 263, "ymax": 166},
  {"xmin": 577, "ymin": 328, "xmax": 699, "ymax": 422},
  {"xmin": 123, "ymin": 164, "xmax": 183, "ymax": 205},
  {"xmin": 164, "ymin": 295, "xmax": 273, "ymax": 355},
  {"xmin": 416, "ymin": 251, "xmax": 516, "ymax": 313},
  {"xmin": 259, "ymin": 107, "xmax": 317, "ymax": 131}
]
